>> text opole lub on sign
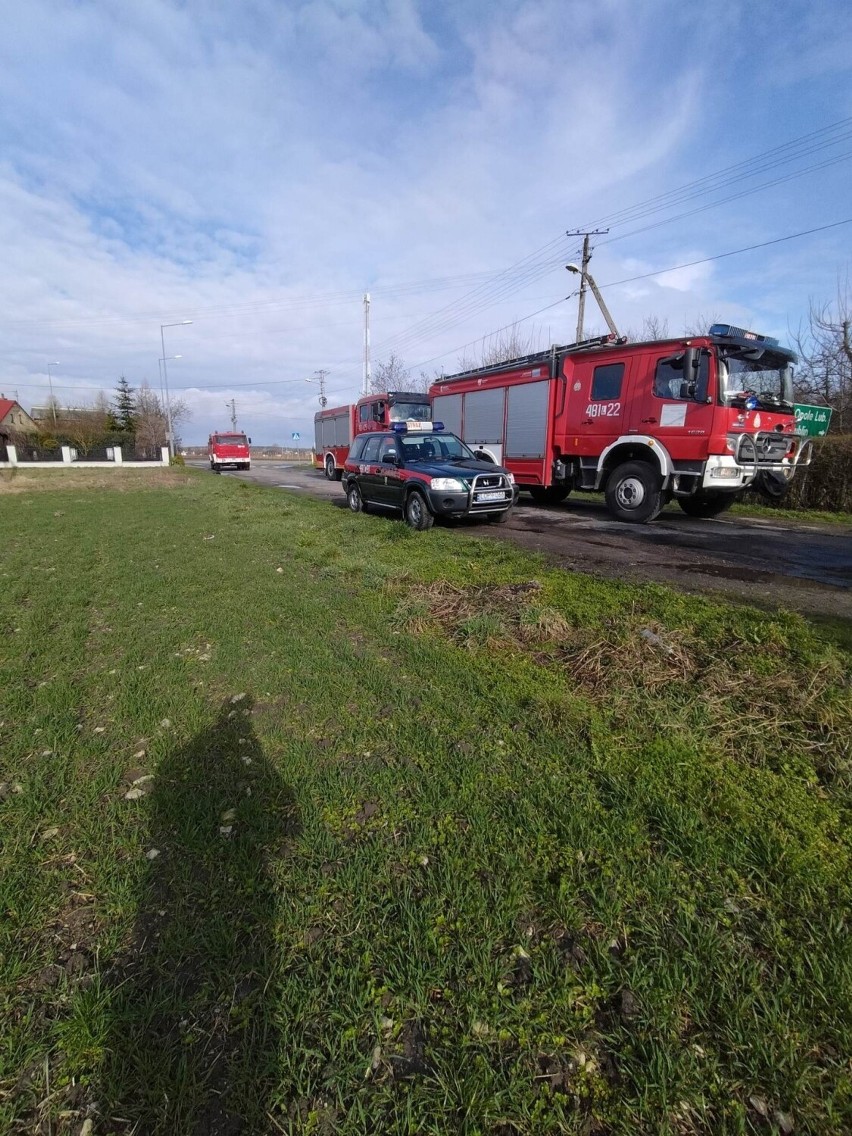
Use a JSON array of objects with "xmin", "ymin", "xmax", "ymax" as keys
[{"xmin": 793, "ymin": 404, "xmax": 833, "ymax": 438}]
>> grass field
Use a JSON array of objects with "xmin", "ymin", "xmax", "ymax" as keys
[{"xmin": 1, "ymin": 469, "xmax": 850, "ymax": 1135}]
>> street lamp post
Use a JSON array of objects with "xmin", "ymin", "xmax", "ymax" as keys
[
  {"xmin": 158, "ymin": 356, "xmax": 182, "ymax": 408},
  {"xmin": 159, "ymin": 321, "xmax": 192, "ymax": 457},
  {"xmin": 46, "ymin": 362, "xmax": 60, "ymax": 426}
]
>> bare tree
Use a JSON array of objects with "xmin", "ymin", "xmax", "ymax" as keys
[
  {"xmin": 169, "ymin": 397, "xmax": 191, "ymax": 451},
  {"xmin": 55, "ymin": 397, "xmax": 111, "ymax": 456},
  {"xmin": 370, "ymin": 352, "xmax": 410, "ymax": 393},
  {"xmin": 134, "ymin": 382, "xmax": 168, "ymax": 458},
  {"xmin": 132, "ymin": 383, "xmax": 191, "ymax": 455},
  {"xmin": 457, "ymin": 321, "xmax": 545, "ymax": 371},
  {"xmin": 622, "ymin": 315, "xmax": 670, "ymax": 342},
  {"xmin": 791, "ymin": 277, "xmax": 852, "ymax": 432},
  {"xmin": 683, "ymin": 312, "xmax": 723, "ymax": 337}
]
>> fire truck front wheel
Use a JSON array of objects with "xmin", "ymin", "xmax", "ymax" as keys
[
  {"xmin": 605, "ymin": 461, "xmax": 664, "ymax": 523},
  {"xmin": 678, "ymin": 492, "xmax": 736, "ymax": 518}
]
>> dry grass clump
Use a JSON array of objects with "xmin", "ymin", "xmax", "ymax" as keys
[
  {"xmin": 396, "ymin": 580, "xmax": 852, "ymax": 787},
  {"xmin": 0, "ymin": 468, "xmax": 191, "ymax": 494}
]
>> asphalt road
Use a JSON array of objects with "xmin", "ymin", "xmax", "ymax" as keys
[{"xmin": 193, "ymin": 460, "xmax": 852, "ymax": 620}]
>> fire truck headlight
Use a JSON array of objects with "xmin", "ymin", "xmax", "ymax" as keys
[
  {"xmin": 710, "ymin": 467, "xmax": 741, "ymax": 479},
  {"xmin": 725, "ymin": 434, "xmax": 739, "ymax": 455},
  {"xmin": 431, "ymin": 477, "xmax": 466, "ymax": 492}
]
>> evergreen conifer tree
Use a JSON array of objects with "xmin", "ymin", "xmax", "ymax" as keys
[{"xmin": 113, "ymin": 375, "xmax": 136, "ymax": 433}]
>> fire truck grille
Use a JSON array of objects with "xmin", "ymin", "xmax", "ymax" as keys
[{"xmin": 755, "ymin": 432, "xmax": 790, "ymax": 463}]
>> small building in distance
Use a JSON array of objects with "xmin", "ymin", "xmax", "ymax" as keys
[{"xmin": 0, "ymin": 396, "xmax": 39, "ymax": 451}]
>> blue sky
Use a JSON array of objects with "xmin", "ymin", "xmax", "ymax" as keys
[{"xmin": 1, "ymin": 0, "xmax": 850, "ymax": 444}]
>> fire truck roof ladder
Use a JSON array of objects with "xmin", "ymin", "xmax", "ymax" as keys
[{"xmin": 438, "ymin": 333, "xmax": 620, "ymax": 385}]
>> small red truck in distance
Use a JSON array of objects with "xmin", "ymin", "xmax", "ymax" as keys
[
  {"xmin": 313, "ymin": 390, "xmax": 431, "ymax": 480},
  {"xmin": 208, "ymin": 431, "xmax": 252, "ymax": 472}
]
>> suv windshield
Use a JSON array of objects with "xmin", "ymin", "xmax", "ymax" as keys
[
  {"xmin": 718, "ymin": 350, "xmax": 794, "ymax": 412},
  {"xmin": 399, "ymin": 433, "xmax": 474, "ymax": 462},
  {"xmin": 389, "ymin": 401, "xmax": 431, "ymax": 422}
]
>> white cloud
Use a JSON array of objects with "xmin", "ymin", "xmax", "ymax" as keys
[{"xmin": 0, "ymin": 0, "xmax": 849, "ymax": 442}]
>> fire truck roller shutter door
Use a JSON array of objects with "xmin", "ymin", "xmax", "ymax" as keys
[
  {"xmin": 333, "ymin": 413, "xmax": 350, "ymax": 447},
  {"xmin": 463, "ymin": 388, "xmax": 505, "ymax": 445},
  {"xmin": 506, "ymin": 381, "xmax": 549, "ymax": 458},
  {"xmin": 462, "ymin": 387, "xmax": 505, "ymax": 463},
  {"xmin": 432, "ymin": 393, "xmax": 462, "ymax": 438}
]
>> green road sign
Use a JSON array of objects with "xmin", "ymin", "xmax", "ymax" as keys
[{"xmin": 794, "ymin": 404, "xmax": 833, "ymax": 437}]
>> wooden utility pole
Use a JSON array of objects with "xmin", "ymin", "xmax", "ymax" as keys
[{"xmin": 567, "ymin": 229, "xmax": 608, "ymax": 341}]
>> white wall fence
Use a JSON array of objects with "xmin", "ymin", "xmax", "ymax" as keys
[{"xmin": 0, "ymin": 445, "xmax": 170, "ymax": 469}]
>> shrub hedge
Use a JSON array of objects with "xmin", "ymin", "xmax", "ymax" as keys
[{"xmin": 750, "ymin": 434, "xmax": 852, "ymax": 513}]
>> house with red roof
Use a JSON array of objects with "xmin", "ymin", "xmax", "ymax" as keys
[{"xmin": 0, "ymin": 397, "xmax": 39, "ymax": 455}]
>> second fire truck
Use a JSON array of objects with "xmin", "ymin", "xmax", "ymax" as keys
[
  {"xmin": 429, "ymin": 323, "xmax": 812, "ymax": 523},
  {"xmin": 313, "ymin": 390, "xmax": 431, "ymax": 479}
]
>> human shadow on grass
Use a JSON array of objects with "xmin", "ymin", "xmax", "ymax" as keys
[{"xmin": 98, "ymin": 696, "xmax": 300, "ymax": 1135}]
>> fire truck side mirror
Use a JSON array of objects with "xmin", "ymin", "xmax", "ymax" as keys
[{"xmin": 682, "ymin": 346, "xmax": 708, "ymax": 403}]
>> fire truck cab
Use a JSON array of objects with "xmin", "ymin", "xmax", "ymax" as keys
[
  {"xmin": 430, "ymin": 324, "xmax": 812, "ymax": 523},
  {"xmin": 208, "ymin": 431, "xmax": 251, "ymax": 472},
  {"xmin": 314, "ymin": 390, "xmax": 431, "ymax": 480}
]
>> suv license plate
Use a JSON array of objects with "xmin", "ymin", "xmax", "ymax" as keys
[{"xmin": 477, "ymin": 490, "xmax": 507, "ymax": 502}]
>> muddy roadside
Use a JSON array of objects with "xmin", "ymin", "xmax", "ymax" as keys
[
  {"xmin": 465, "ymin": 501, "xmax": 852, "ymax": 636},
  {"xmin": 196, "ymin": 460, "xmax": 852, "ymax": 632}
]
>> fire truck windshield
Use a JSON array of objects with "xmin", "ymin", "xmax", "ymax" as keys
[
  {"xmin": 217, "ymin": 434, "xmax": 247, "ymax": 444},
  {"xmin": 718, "ymin": 351, "xmax": 794, "ymax": 412},
  {"xmin": 389, "ymin": 400, "xmax": 431, "ymax": 422}
]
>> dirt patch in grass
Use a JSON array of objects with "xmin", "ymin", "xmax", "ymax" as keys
[{"xmin": 0, "ymin": 468, "xmax": 192, "ymax": 493}]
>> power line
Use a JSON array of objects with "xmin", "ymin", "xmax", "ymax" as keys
[
  {"xmin": 600, "ymin": 151, "xmax": 852, "ymax": 249},
  {"xmin": 598, "ymin": 217, "xmax": 852, "ymax": 290},
  {"xmin": 367, "ymin": 119, "xmax": 852, "ymax": 363},
  {"xmin": 583, "ymin": 116, "xmax": 852, "ymax": 231},
  {"xmin": 406, "ymin": 219, "xmax": 852, "ymax": 371},
  {"xmin": 19, "ymin": 215, "xmax": 847, "ymax": 403}
]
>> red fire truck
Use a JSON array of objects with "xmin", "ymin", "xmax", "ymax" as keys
[
  {"xmin": 208, "ymin": 431, "xmax": 251, "ymax": 472},
  {"xmin": 313, "ymin": 390, "xmax": 431, "ymax": 480},
  {"xmin": 429, "ymin": 324, "xmax": 812, "ymax": 523}
]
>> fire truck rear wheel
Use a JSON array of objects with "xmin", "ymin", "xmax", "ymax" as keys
[
  {"xmin": 404, "ymin": 490, "xmax": 435, "ymax": 531},
  {"xmin": 529, "ymin": 486, "xmax": 571, "ymax": 505},
  {"xmin": 324, "ymin": 455, "xmax": 337, "ymax": 480},
  {"xmin": 678, "ymin": 492, "xmax": 736, "ymax": 518},
  {"xmin": 605, "ymin": 461, "xmax": 664, "ymax": 523}
]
